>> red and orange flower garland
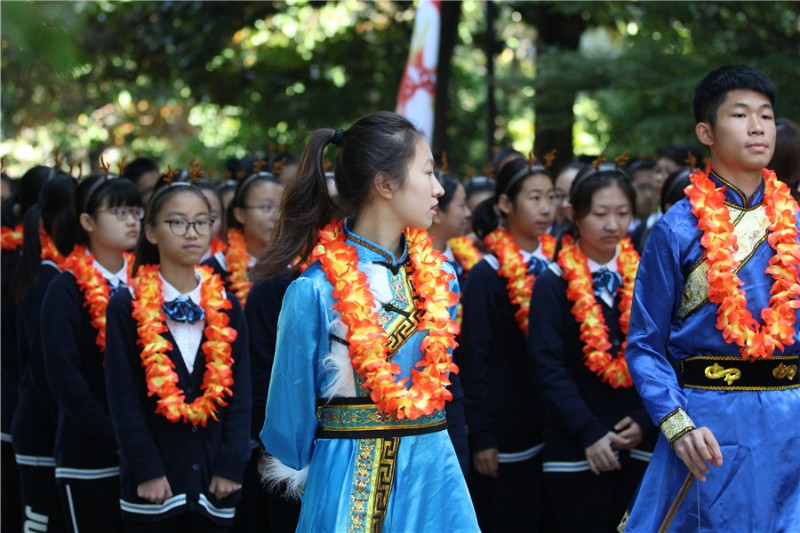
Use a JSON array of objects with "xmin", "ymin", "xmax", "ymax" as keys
[
  {"xmin": 224, "ymin": 228, "xmax": 252, "ymax": 307},
  {"xmin": 65, "ymin": 247, "xmax": 134, "ymax": 352},
  {"xmin": 687, "ymin": 166, "xmax": 800, "ymax": 360},
  {"xmin": 484, "ymin": 228, "xmax": 555, "ymax": 334},
  {"xmin": 1, "ymin": 224, "xmax": 23, "ymax": 251},
  {"xmin": 132, "ymin": 265, "xmax": 238, "ymax": 426},
  {"xmin": 39, "ymin": 227, "xmax": 69, "ymax": 270},
  {"xmin": 209, "ymin": 236, "xmax": 228, "ymax": 255},
  {"xmin": 558, "ymin": 236, "xmax": 638, "ymax": 388},
  {"xmin": 448, "ymin": 236, "xmax": 483, "ymax": 274},
  {"xmin": 312, "ymin": 220, "xmax": 460, "ymax": 420}
]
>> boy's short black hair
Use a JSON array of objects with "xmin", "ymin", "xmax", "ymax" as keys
[
  {"xmin": 122, "ymin": 157, "xmax": 160, "ymax": 183},
  {"xmin": 693, "ymin": 65, "xmax": 777, "ymax": 126}
]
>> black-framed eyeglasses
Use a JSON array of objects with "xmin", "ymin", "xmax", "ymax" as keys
[
  {"xmin": 99, "ymin": 206, "xmax": 145, "ymax": 221},
  {"xmin": 242, "ymin": 203, "xmax": 279, "ymax": 215},
  {"xmin": 159, "ymin": 219, "xmax": 215, "ymax": 236}
]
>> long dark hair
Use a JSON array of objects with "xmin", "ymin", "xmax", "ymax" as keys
[
  {"xmin": 133, "ymin": 183, "xmax": 210, "ymax": 274},
  {"xmin": 11, "ymin": 175, "xmax": 77, "ymax": 305},
  {"xmin": 255, "ymin": 111, "xmax": 421, "ymax": 279},
  {"xmin": 471, "ymin": 157, "xmax": 553, "ymax": 239},
  {"xmin": 436, "ymin": 173, "xmax": 463, "ymax": 212}
]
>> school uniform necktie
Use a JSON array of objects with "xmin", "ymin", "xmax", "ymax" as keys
[
  {"xmin": 109, "ymin": 279, "xmax": 126, "ymax": 298},
  {"xmin": 162, "ymin": 296, "xmax": 205, "ymax": 324},
  {"xmin": 527, "ymin": 256, "xmax": 549, "ymax": 276},
  {"xmin": 591, "ymin": 268, "xmax": 622, "ymax": 298}
]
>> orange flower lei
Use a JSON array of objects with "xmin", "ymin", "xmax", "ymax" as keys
[
  {"xmin": 687, "ymin": 166, "xmax": 800, "ymax": 360},
  {"xmin": 448, "ymin": 236, "xmax": 483, "ymax": 274},
  {"xmin": 39, "ymin": 227, "xmax": 68, "ymax": 270},
  {"xmin": 209, "ymin": 236, "xmax": 228, "ymax": 255},
  {"xmin": 64, "ymin": 247, "xmax": 134, "ymax": 352},
  {"xmin": 1, "ymin": 224, "xmax": 23, "ymax": 251},
  {"xmin": 558, "ymin": 236, "xmax": 638, "ymax": 388},
  {"xmin": 132, "ymin": 265, "xmax": 237, "ymax": 426},
  {"xmin": 312, "ymin": 220, "xmax": 460, "ymax": 420},
  {"xmin": 484, "ymin": 228, "xmax": 556, "ymax": 334},
  {"xmin": 224, "ymin": 228, "xmax": 252, "ymax": 307}
]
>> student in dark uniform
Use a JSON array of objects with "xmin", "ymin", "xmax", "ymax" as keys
[
  {"xmin": 42, "ymin": 175, "xmax": 142, "ymax": 532},
  {"xmin": 235, "ymin": 273, "xmax": 301, "ymax": 533},
  {"xmin": 201, "ymin": 171, "xmax": 283, "ymax": 309},
  {"xmin": 105, "ymin": 182, "xmax": 251, "ymax": 532},
  {"xmin": 459, "ymin": 156, "xmax": 556, "ymax": 532},
  {"xmin": 2, "ymin": 165, "xmax": 63, "ymax": 532},
  {"xmin": 428, "ymin": 171, "xmax": 474, "ymax": 478},
  {"xmin": 528, "ymin": 163, "xmax": 655, "ymax": 532},
  {"xmin": 10, "ymin": 174, "xmax": 76, "ymax": 532}
]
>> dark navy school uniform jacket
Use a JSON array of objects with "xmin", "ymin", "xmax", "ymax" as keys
[
  {"xmin": 11, "ymin": 261, "xmax": 60, "ymax": 465},
  {"xmin": 528, "ymin": 267, "xmax": 655, "ymax": 472},
  {"xmin": 459, "ymin": 258, "xmax": 545, "ymax": 457},
  {"xmin": 42, "ymin": 271, "xmax": 119, "ymax": 483},
  {"xmin": 105, "ymin": 289, "xmax": 251, "ymax": 526}
]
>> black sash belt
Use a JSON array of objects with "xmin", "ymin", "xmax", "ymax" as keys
[
  {"xmin": 315, "ymin": 397, "xmax": 447, "ymax": 439},
  {"xmin": 681, "ymin": 355, "xmax": 799, "ymax": 391}
]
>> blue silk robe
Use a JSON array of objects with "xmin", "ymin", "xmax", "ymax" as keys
[
  {"xmin": 261, "ymin": 224, "xmax": 479, "ymax": 533},
  {"xmin": 624, "ymin": 172, "xmax": 800, "ymax": 532}
]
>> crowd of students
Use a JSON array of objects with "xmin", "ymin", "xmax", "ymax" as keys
[{"xmin": 1, "ymin": 65, "xmax": 799, "ymax": 533}]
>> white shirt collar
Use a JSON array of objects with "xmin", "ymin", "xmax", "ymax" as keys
[
  {"xmin": 91, "ymin": 251, "xmax": 129, "ymax": 286},
  {"xmin": 159, "ymin": 270, "xmax": 203, "ymax": 304},
  {"xmin": 586, "ymin": 245, "xmax": 619, "ymax": 274}
]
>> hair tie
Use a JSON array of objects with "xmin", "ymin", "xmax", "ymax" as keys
[{"xmin": 330, "ymin": 129, "xmax": 344, "ymax": 147}]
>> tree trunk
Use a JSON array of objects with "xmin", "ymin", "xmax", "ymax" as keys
[{"xmin": 432, "ymin": 0, "xmax": 461, "ymax": 159}]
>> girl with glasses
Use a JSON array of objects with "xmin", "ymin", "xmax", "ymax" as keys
[
  {"xmin": 41, "ymin": 174, "xmax": 142, "ymax": 532},
  {"xmin": 202, "ymin": 172, "xmax": 283, "ymax": 308},
  {"xmin": 105, "ymin": 182, "xmax": 251, "ymax": 532}
]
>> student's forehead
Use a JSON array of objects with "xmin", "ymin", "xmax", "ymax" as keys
[{"xmin": 722, "ymin": 89, "xmax": 773, "ymax": 108}]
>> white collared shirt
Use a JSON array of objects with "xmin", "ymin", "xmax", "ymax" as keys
[
  {"xmin": 92, "ymin": 253, "xmax": 130, "ymax": 291},
  {"xmin": 485, "ymin": 240, "xmax": 550, "ymax": 271},
  {"xmin": 159, "ymin": 271, "xmax": 204, "ymax": 374}
]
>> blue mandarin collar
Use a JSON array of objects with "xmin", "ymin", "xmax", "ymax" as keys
[
  {"xmin": 343, "ymin": 218, "xmax": 409, "ymax": 267},
  {"xmin": 709, "ymin": 169, "xmax": 765, "ymax": 208}
]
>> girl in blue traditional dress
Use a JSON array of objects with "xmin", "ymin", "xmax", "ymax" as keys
[
  {"xmin": 528, "ymin": 163, "xmax": 655, "ymax": 532},
  {"xmin": 257, "ymin": 111, "xmax": 479, "ymax": 532},
  {"xmin": 623, "ymin": 65, "xmax": 800, "ymax": 532}
]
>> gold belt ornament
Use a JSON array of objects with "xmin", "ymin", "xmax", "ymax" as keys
[
  {"xmin": 704, "ymin": 363, "xmax": 742, "ymax": 386},
  {"xmin": 773, "ymin": 363, "xmax": 797, "ymax": 381}
]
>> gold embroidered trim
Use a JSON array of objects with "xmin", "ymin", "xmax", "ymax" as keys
[
  {"xmin": 773, "ymin": 363, "xmax": 797, "ymax": 381},
  {"xmin": 680, "ymin": 205, "xmax": 769, "ymax": 319},
  {"xmin": 704, "ymin": 363, "xmax": 742, "ymax": 385},
  {"xmin": 659, "ymin": 407, "xmax": 695, "ymax": 446},
  {"xmin": 370, "ymin": 437, "xmax": 399, "ymax": 532}
]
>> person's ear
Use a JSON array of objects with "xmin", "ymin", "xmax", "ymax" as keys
[
  {"xmin": 696, "ymin": 122, "xmax": 714, "ymax": 147},
  {"xmin": 144, "ymin": 222, "xmax": 159, "ymax": 245},
  {"xmin": 373, "ymin": 172, "xmax": 395, "ymax": 201},
  {"xmin": 564, "ymin": 203, "xmax": 575, "ymax": 224},
  {"xmin": 79, "ymin": 213, "xmax": 96, "ymax": 235},
  {"xmin": 497, "ymin": 194, "xmax": 513, "ymax": 216}
]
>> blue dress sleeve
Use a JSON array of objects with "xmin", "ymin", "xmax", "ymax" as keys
[
  {"xmin": 260, "ymin": 276, "xmax": 330, "ymax": 473},
  {"xmin": 627, "ymin": 221, "xmax": 688, "ymax": 425}
]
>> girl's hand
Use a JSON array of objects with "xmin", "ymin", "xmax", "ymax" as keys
[
  {"xmin": 613, "ymin": 416, "xmax": 643, "ymax": 449},
  {"xmin": 137, "ymin": 476, "xmax": 173, "ymax": 504},
  {"xmin": 672, "ymin": 427, "xmax": 723, "ymax": 482},
  {"xmin": 585, "ymin": 432, "xmax": 628, "ymax": 475},
  {"xmin": 209, "ymin": 475, "xmax": 242, "ymax": 500},
  {"xmin": 472, "ymin": 448, "xmax": 499, "ymax": 478}
]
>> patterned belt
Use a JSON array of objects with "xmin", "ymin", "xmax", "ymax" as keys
[
  {"xmin": 681, "ymin": 355, "xmax": 799, "ymax": 391},
  {"xmin": 316, "ymin": 397, "xmax": 447, "ymax": 439}
]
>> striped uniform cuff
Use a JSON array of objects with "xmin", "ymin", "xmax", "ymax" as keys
[{"xmin": 659, "ymin": 407, "xmax": 696, "ymax": 446}]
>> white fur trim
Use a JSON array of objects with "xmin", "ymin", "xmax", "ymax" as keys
[
  {"xmin": 360, "ymin": 262, "xmax": 392, "ymax": 307},
  {"xmin": 320, "ymin": 317, "xmax": 356, "ymax": 399},
  {"xmin": 259, "ymin": 453, "xmax": 309, "ymax": 500}
]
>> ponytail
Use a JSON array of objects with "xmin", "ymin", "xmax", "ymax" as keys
[{"xmin": 254, "ymin": 129, "xmax": 341, "ymax": 279}]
